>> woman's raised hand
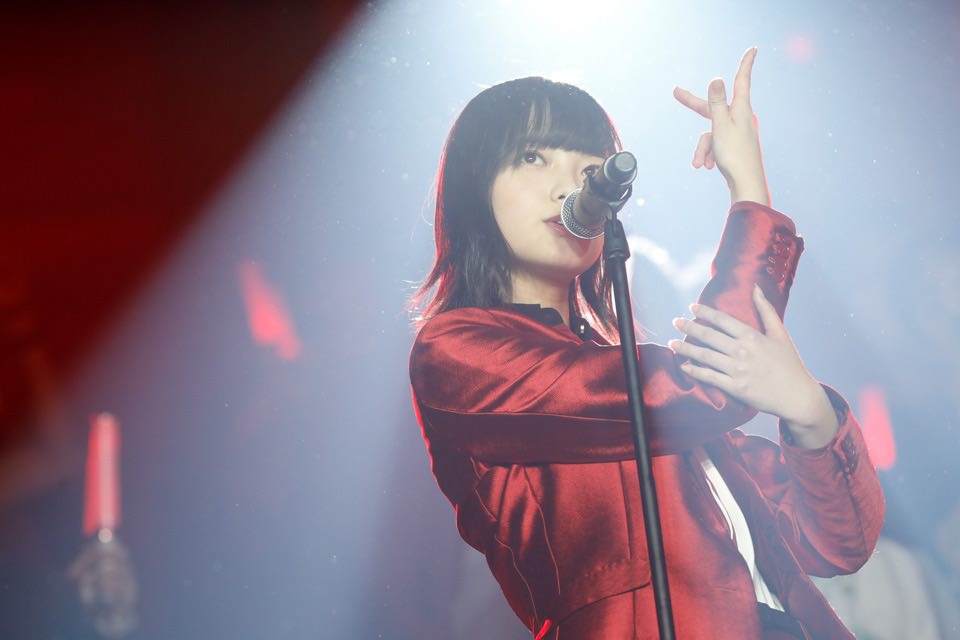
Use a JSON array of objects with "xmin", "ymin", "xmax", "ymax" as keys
[
  {"xmin": 673, "ymin": 48, "xmax": 770, "ymax": 207},
  {"xmin": 668, "ymin": 285, "xmax": 840, "ymax": 449}
]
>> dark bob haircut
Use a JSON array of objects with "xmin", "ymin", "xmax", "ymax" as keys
[{"xmin": 412, "ymin": 76, "xmax": 621, "ymax": 338}]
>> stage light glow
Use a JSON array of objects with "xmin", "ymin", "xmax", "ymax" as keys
[
  {"xmin": 500, "ymin": 0, "xmax": 624, "ymax": 33},
  {"xmin": 785, "ymin": 34, "xmax": 816, "ymax": 62}
]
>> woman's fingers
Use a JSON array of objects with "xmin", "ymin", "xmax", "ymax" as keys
[
  {"xmin": 668, "ymin": 339, "xmax": 735, "ymax": 374},
  {"xmin": 675, "ymin": 48, "xmax": 768, "ymax": 205},
  {"xmin": 707, "ymin": 78, "xmax": 729, "ymax": 118},
  {"xmin": 677, "ymin": 360, "xmax": 736, "ymax": 395},
  {"xmin": 672, "ymin": 316, "xmax": 738, "ymax": 353},
  {"xmin": 692, "ymin": 132, "xmax": 712, "ymax": 168},
  {"xmin": 673, "ymin": 86, "xmax": 710, "ymax": 119},
  {"xmin": 731, "ymin": 47, "xmax": 757, "ymax": 114},
  {"xmin": 689, "ymin": 303, "xmax": 754, "ymax": 338},
  {"xmin": 675, "ymin": 49, "xmax": 755, "ymax": 123}
]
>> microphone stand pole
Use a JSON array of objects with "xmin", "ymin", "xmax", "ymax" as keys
[{"xmin": 602, "ymin": 181, "xmax": 677, "ymax": 640}]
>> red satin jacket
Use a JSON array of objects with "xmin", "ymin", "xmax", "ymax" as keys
[{"xmin": 409, "ymin": 203, "xmax": 884, "ymax": 639}]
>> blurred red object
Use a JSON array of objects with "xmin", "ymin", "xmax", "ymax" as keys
[
  {"xmin": 858, "ymin": 385, "xmax": 896, "ymax": 470},
  {"xmin": 83, "ymin": 412, "xmax": 121, "ymax": 537},
  {"xmin": 239, "ymin": 260, "xmax": 302, "ymax": 361}
]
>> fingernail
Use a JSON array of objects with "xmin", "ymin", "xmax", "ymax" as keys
[
  {"xmin": 672, "ymin": 317, "xmax": 684, "ymax": 329},
  {"xmin": 689, "ymin": 303, "xmax": 700, "ymax": 314}
]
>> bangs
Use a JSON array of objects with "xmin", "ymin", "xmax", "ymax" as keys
[{"xmin": 493, "ymin": 82, "xmax": 620, "ymax": 171}]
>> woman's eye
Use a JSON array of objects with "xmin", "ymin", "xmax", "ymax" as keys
[
  {"xmin": 520, "ymin": 150, "xmax": 544, "ymax": 165},
  {"xmin": 582, "ymin": 164, "xmax": 600, "ymax": 178}
]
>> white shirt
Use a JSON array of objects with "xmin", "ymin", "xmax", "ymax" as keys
[{"xmin": 694, "ymin": 446, "xmax": 785, "ymax": 610}]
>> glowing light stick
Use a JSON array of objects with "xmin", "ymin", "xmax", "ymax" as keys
[{"xmin": 83, "ymin": 412, "xmax": 120, "ymax": 542}]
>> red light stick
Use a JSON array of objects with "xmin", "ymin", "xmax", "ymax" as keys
[{"xmin": 83, "ymin": 412, "xmax": 120, "ymax": 541}]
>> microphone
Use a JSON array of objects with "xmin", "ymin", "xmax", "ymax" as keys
[{"xmin": 560, "ymin": 151, "xmax": 637, "ymax": 239}]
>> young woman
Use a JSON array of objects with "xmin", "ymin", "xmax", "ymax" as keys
[{"xmin": 409, "ymin": 50, "xmax": 884, "ymax": 639}]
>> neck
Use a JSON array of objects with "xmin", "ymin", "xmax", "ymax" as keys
[{"xmin": 509, "ymin": 274, "xmax": 571, "ymax": 326}]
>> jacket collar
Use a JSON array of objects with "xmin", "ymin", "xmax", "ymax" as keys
[{"xmin": 505, "ymin": 303, "xmax": 594, "ymax": 341}]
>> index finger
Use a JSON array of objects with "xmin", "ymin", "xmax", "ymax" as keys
[
  {"xmin": 673, "ymin": 86, "xmax": 711, "ymax": 119},
  {"xmin": 731, "ymin": 47, "xmax": 757, "ymax": 113},
  {"xmin": 689, "ymin": 302, "xmax": 756, "ymax": 339}
]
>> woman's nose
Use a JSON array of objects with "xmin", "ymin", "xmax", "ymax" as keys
[{"xmin": 551, "ymin": 166, "xmax": 583, "ymax": 202}]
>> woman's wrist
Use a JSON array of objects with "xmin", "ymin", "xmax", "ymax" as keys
[
  {"xmin": 782, "ymin": 382, "xmax": 841, "ymax": 449},
  {"xmin": 729, "ymin": 175, "xmax": 770, "ymax": 207}
]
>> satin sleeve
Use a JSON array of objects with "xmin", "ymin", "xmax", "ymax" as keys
[
  {"xmin": 410, "ymin": 202, "xmax": 804, "ymax": 464},
  {"xmin": 722, "ymin": 387, "xmax": 884, "ymax": 576}
]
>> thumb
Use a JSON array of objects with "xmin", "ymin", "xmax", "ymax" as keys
[
  {"xmin": 753, "ymin": 284, "xmax": 786, "ymax": 337},
  {"xmin": 707, "ymin": 78, "xmax": 729, "ymax": 117}
]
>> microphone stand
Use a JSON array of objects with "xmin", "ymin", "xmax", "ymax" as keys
[
  {"xmin": 603, "ymin": 212, "xmax": 676, "ymax": 640},
  {"xmin": 587, "ymin": 151, "xmax": 676, "ymax": 639}
]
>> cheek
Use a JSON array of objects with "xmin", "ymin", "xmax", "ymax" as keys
[
  {"xmin": 490, "ymin": 177, "xmax": 527, "ymax": 248},
  {"xmin": 489, "ymin": 177, "xmax": 508, "ymax": 230},
  {"xmin": 491, "ymin": 204, "xmax": 517, "ymax": 250}
]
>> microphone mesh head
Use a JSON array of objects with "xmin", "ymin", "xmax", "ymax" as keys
[{"xmin": 560, "ymin": 189, "xmax": 604, "ymax": 239}]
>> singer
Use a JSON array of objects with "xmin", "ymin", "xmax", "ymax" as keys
[{"xmin": 408, "ymin": 49, "xmax": 883, "ymax": 639}]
